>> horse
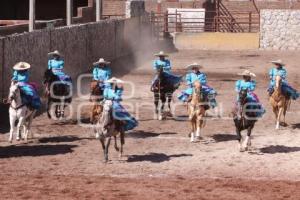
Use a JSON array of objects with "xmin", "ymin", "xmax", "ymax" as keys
[
  {"xmin": 232, "ymin": 89, "xmax": 257, "ymax": 152},
  {"xmin": 188, "ymin": 81, "xmax": 207, "ymax": 142},
  {"xmin": 90, "ymin": 80, "xmax": 104, "ymax": 125},
  {"xmin": 269, "ymin": 75, "xmax": 290, "ymax": 129},
  {"xmin": 95, "ymin": 100, "xmax": 125, "ymax": 162},
  {"xmin": 43, "ymin": 69, "xmax": 72, "ymax": 119},
  {"xmin": 7, "ymin": 82, "xmax": 36, "ymax": 142},
  {"xmin": 151, "ymin": 67, "xmax": 177, "ymax": 120}
]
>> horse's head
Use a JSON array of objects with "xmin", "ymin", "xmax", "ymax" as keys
[
  {"xmin": 44, "ymin": 69, "xmax": 57, "ymax": 84},
  {"xmin": 8, "ymin": 82, "xmax": 21, "ymax": 103},
  {"xmin": 239, "ymin": 89, "xmax": 248, "ymax": 104},
  {"xmin": 156, "ymin": 65, "xmax": 164, "ymax": 77},
  {"xmin": 99, "ymin": 100, "xmax": 113, "ymax": 134}
]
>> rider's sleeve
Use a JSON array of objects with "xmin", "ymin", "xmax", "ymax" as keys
[
  {"xmin": 12, "ymin": 71, "xmax": 18, "ymax": 81},
  {"xmin": 199, "ymin": 73, "xmax": 207, "ymax": 85},
  {"xmin": 48, "ymin": 60, "xmax": 52, "ymax": 70},
  {"xmin": 164, "ymin": 60, "xmax": 171, "ymax": 71},
  {"xmin": 153, "ymin": 60, "xmax": 158, "ymax": 70},
  {"xmin": 106, "ymin": 68, "xmax": 112, "ymax": 80},
  {"xmin": 235, "ymin": 80, "xmax": 241, "ymax": 92},
  {"xmin": 58, "ymin": 60, "xmax": 64, "ymax": 70},
  {"xmin": 114, "ymin": 88, "xmax": 123, "ymax": 101},
  {"xmin": 249, "ymin": 80, "xmax": 256, "ymax": 91},
  {"xmin": 277, "ymin": 68, "xmax": 287, "ymax": 80},
  {"xmin": 92, "ymin": 68, "xmax": 99, "ymax": 80}
]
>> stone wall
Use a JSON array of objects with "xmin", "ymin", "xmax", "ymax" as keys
[
  {"xmin": 0, "ymin": 16, "xmax": 152, "ymax": 100},
  {"xmin": 260, "ymin": 9, "xmax": 300, "ymax": 50}
]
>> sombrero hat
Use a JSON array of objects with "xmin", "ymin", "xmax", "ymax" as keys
[
  {"xmin": 93, "ymin": 58, "xmax": 110, "ymax": 66},
  {"xmin": 48, "ymin": 50, "xmax": 61, "ymax": 56},
  {"xmin": 271, "ymin": 59, "xmax": 285, "ymax": 66},
  {"xmin": 155, "ymin": 51, "xmax": 168, "ymax": 57},
  {"xmin": 185, "ymin": 62, "xmax": 203, "ymax": 70},
  {"xmin": 106, "ymin": 77, "xmax": 124, "ymax": 84},
  {"xmin": 238, "ymin": 70, "xmax": 256, "ymax": 77},
  {"xmin": 13, "ymin": 62, "xmax": 31, "ymax": 71}
]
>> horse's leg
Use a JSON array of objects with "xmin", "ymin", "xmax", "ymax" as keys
[
  {"xmin": 119, "ymin": 129, "xmax": 125, "ymax": 159},
  {"xmin": 195, "ymin": 115, "xmax": 202, "ymax": 141},
  {"xmin": 47, "ymin": 98, "xmax": 52, "ymax": 119},
  {"xmin": 25, "ymin": 110, "xmax": 36, "ymax": 141},
  {"xmin": 244, "ymin": 125, "xmax": 253, "ymax": 150},
  {"xmin": 159, "ymin": 93, "xmax": 166, "ymax": 120},
  {"xmin": 16, "ymin": 116, "xmax": 25, "ymax": 141},
  {"xmin": 167, "ymin": 92, "xmax": 172, "ymax": 115},
  {"xmin": 235, "ymin": 124, "xmax": 243, "ymax": 151},
  {"xmin": 276, "ymin": 107, "xmax": 283, "ymax": 129},
  {"xmin": 190, "ymin": 117, "xmax": 196, "ymax": 142},
  {"xmin": 114, "ymin": 136, "xmax": 119, "ymax": 152},
  {"xmin": 154, "ymin": 93, "xmax": 159, "ymax": 119},
  {"xmin": 9, "ymin": 112, "xmax": 16, "ymax": 143},
  {"xmin": 99, "ymin": 136, "xmax": 106, "ymax": 161},
  {"xmin": 104, "ymin": 137, "xmax": 111, "ymax": 162}
]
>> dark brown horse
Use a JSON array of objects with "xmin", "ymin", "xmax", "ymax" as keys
[
  {"xmin": 90, "ymin": 80, "xmax": 104, "ymax": 125},
  {"xmin": 43, "ymin": 69, "xmax": 72, "ymax": 119},
  {"xmin": 232, "ymin": 89, "xmax": 257, "ymax": 152},
  {"xmin": 151, "ymin": 67, "xmax": 177, "ymax": 120}
]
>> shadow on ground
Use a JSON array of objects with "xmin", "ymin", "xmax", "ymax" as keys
[
  {"xmin": 127, "ymin": 153, "xmax": 192, "ymax": 163},
  {"xmin": 127, "ymin": 131, "xmax": 177, "ymax": 138},
  {"xmin": 212, "ymin": 134, "xmax": 237, "ymax": 142},
  {"xmin": 260, "ymin": 145, "xmax": 300, "ymax": 154},
  {"xmin": 38, "ymin": 135, "xmax": 91, "ymax": 143},
  {"xmin": 0, "ymin": 144, "xmax": 77, "ymax": 158},
  {"xmin": 291, "ymin": 123, "xmax": 300, "ymax": 129}
]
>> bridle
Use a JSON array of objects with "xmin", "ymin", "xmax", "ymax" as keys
[{"xmin": 9, "ymin": 86, "xmax": 26, "ymax": 111}]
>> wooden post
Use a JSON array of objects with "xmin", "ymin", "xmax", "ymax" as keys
[
  {"xmin": 249, "ymin": 12, "xmax": 252, "ymax": 32},
  {"xmin": 175, "ymin": 9, "xmax": 178, "ymax": 32},
  {"xmin": 66, "ymin": 0, "xmax": 73, "ymax": 26},
  {"xmin": 96, "ymin": 0, "xmax": 102, "ymax": 21},
  {"xmin": 164, "ymin": 11, "xmax": 168, "ymax": 33},
  {"xmin": 29, "ymin": 0, "xmax": 35, "ymax": 32}
]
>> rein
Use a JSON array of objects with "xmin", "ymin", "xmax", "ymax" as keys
[{"xmin": 10, "ymin": 103, "xmax": 26, "ymax": 111}]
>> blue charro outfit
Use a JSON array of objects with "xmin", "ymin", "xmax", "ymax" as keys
[
  {"xmin": 92, "ymin": 66, "xmax": 111, "ymax": 89},
  {"xmin": 103, "ymin": 85, "xmax": 138, "ymax": 131},
  {"xmin": 152, "ymin": 59, "xmax": 182, "ymax": 89},
  {"xmin": 268, "ymin": 67, "xmax": 299, "ymax": 100},
  {"xmin": 12, "ymin": 70, "xmax": 41, "ymax": 110},
  {"xmin": 178, "ymin": 71, "xmax": 217, "ymax": 108},
  {"xmin": 48, "ymin": 59, "xmax": 72, "ymax": 83},
  {"xmin": 235, "ymin": 79, "xmax": 265, "ymax": 117}
]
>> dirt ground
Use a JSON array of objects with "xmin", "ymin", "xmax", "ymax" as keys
[{"xmin": 1, "ymin": 50, "xmax": 300, "ymax": 199}]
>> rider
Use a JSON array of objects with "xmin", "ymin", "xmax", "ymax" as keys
[
  {"xmin": 178, "ymin": 63, "xmax": 217, "ymax": 108},
  {"xmin": 235, "ymin": 70, "xmax": 265, "ymax": 117},
  {"xmin": 91, "ymin": 58, "xmax": 112, "ymax": 101},
  {"xmin": 48, "ymin": 50, "xmax": 72, "ymax": 83},
  {"xmin": 103, "ymin": 77, "xmax": 138, "ymax": 132},
  {"xmin": 152, "ymin": 51, "xmax": 181, "ymax": 89},
  {"xmin": 11, "ymin": 62, "xmax": 41, "ymax": 110},
  {"xmin": 268, "ymin": 59, "xmax": 299, "ymax": 100}
]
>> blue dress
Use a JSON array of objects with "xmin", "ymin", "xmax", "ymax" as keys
[
  {"xmin": 12, "ymin": 70, "xmax": 41, "ymax": 110},
  {"xmin": 235, "ymin": 79, "xmax": 265, "ymax": 117},
  {"xmin": 48, "ymin": 59, "xmax": 72, "ymax": 83},
  {"xmin": 92, "ymin": 66, "xmax": 111, "ymax": 89},
  {"xmin": 152, "ymin": 59, "xmax": 182, "ymax": 89},
  {"xmin": 103, "ymin": 85, "xmax": 138, "ymax": 132},
  {"xmin": 178, "ymin": 71, "xmax": 217, "ymax": 108},
  {"xmin": 268, "ymin": 67, "xmax": 299, "ymax": 100}
]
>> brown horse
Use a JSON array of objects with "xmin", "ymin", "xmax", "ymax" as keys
[
  {"xmin": 269, "ymin": 76, "xmax": 290, "ymax": 129},
  {"xmin": 188, "ymin": 81, "xmax": 207, "ymax": 142},
  {"xmin": 90, "ymin": 80, "xmax": 104, "ymax": 125}
]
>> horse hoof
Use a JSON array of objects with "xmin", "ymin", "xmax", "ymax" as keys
[
  {"xmin": 158, "ymin": 115, "xmax": 163, "ymax": 121},
  {"xmin": 16, "ymin": 137, "xmax": 20, "ymax": 141}
]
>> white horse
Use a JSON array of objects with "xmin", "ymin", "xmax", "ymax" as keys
[{"xmin": 8, "ymin": 82, "xmax": 36, "ymax": 142}]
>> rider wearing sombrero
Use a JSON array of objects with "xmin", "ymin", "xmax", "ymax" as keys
[
  {"xmin": 235, "ymin": 70, "xmax": 265, "ymax": 117},
  {"xmin": 90, "ymin": 58, "xmax": 112, "ymax": 100},
  {"xmin": 47, "ymin": 50, "xmax": 72, "ymax": 83},
  {"xmin": 103, "ymin": 77, "xmax": 138, "ymax": 132},
  {"xmin": 178, "ymin": 63, "xmax": 217, "ymax": 108},
  {"xmin": 268, "ymin": 59, "xmax": 299, "ymax": 100},
  {"xmin": 152, "ymin": 51, "xmax": 181, "ymax": 89},
  {"xmin": 11, "ymin": 62, "xmax": 41, "ymax": 110}
]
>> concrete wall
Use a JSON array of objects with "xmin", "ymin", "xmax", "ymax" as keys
[
  {"xmin": 0, "ymin": 16, "xmax": 151, "ymax": 100},
  {"xmin": 174, "ymin": 32, "xmax": 259, "ymax": 50},
  {"xmin": 260, "ymin": 9, "xmax": 300, "ymax": 50}
]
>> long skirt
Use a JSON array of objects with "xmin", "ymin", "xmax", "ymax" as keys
[
  {"xmin": 178, "ymin": 85, "xmax": 217, "ymax": 108},
  {"xmin": 19, "ymin": 82, "xmax": 41, "ymax": 110},
  {"xmin": 112, "ymin": 102, "xmax": 138, "ymax": 132},
  {"xmin": 268, "ymin": 83, "xmax": 299, "ymax": 100}
]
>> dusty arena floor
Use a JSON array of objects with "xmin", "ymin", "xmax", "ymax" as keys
[{"xmin": 1, "ymin": 50, "xmax": 300, "ymax": 199}]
